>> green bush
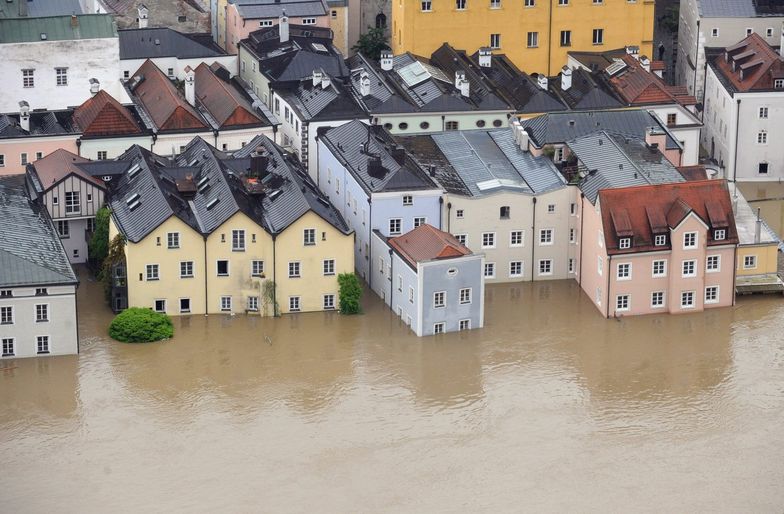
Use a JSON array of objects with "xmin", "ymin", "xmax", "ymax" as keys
[
  {"xmin": 88, "ymin": 207, "xmax": 111, "ymax": 270},
  {"xmin": 338, "ymin": 273, "xmax": 363, "ymax": 315},
  {"xmin": 109, "ymin": 307, "xmax": 174, "ymax": 343}
]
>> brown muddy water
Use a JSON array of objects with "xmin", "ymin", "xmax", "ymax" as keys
[{"xmin": 2, "ymin": 270, "xmax": 784, "ymax": 512}]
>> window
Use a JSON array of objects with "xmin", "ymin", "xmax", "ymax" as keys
[
  {"xmin": 616, "ymin": 263, "xmax": 632, "ymax": 280},
  {"xmin": 539, "ymin": 229, "xmax": 553, "ymax": 245},
  {"xmin": 221, "ymin": 296, "xmax": 232, "ymax": 312},
  {"xmin": 597, "ymin": 256, "xmax": 603, "ymax": 275},
  {"xmin": 232, "ymin": 230, "xmax": 246, "ymax": 251},
  {"xmin": 433, "ymin": 291, "xmax": 445, "ymax": 308},
  {"xmin": 706, "ymin": 255, "xmax": 720, "ymax": 272},
  {"xmin": 619, "ymin": 237, "xmax": 631, "ymax": 249},
  {"xmin": 331, "ymin": 9, "xmax": 338, "ymax": 18},
  {"xmin": 482, "ymin": 232, "xmax": 496, "ymax": 248},
  {"xmin": 681, "ymin": 291, "xmax": 695, "ymax": 309},
  {"xmin": 86, "ymin": 218, "xmax": 96, "ymax": 232},
  {"xmin": 460, "ymin": 288, "xmax": 472, "ymax": 304},
  {"xmin": 414, "ymin": 217, "xmax": 426, "ymax": 228},
  {"xmin": 683, "ymin": 232, "xmax": 697, "ymax": 249},
  {"xmin": 167, "ymin": 232, "xmax": 180, "ymax": 249},
  {"xmin": 20, "ymin": 152, "xmax": 28, "ymax": 166},
  {"xmin": 744, "ymin": 255, "xmax": 757, "ymax": 269},
  {"xmin": 651, "ymin": 291, "xmax": 664, "ymax": 308},
  {"xmin": 247, "ymin": 296, "xmax": 259, "ymax": 312},
  {"xmin": 322, "ymin": 259, "xmax": 336, "ymax": 276},
  {"xmin": 569, "ymin": 229, "xmax": 576, "ymax": 243},
  {"xmin": 524, "ymin": 0, "xmax": 535, "ymax": 5},
  {"xmin": 490, "ymin": 0, "xmax": 500, "ymax": 7},
  {"xmin": 767, "ymin": 27, "xmax": 774, "ymax": 37},
  {"xmin": 759, "ymin": 107, "xmax": 768, "ymax": 119},
  {"xmin": 455, "ymin": 234, "xmax": 467, "ymax": 245},
  {"xmin": 36, "ymin": 151, "xmax": 43, "ymax": 160},
  {"xmin": 746, "ymin": 28, "xmax": 753, "ymax": 36},
  {"xmin": 666, "ymin": 113, "xmax": 677, "ymax": 125},
  {"xmin": 775, "ymin": 79, "xmax": 784, "ymax": 89},
  {"xmin": 547, "ymin": 204, "xmax": 555, "ymax": 214},
  {"xmin": 251, "ymin": 260, "xmax": 264, "ymax": 277},
  {"xmin": 124, "ymin": 70, "xmax": 130, "ymax": 79},
  {"xmin": 456, "ymin": 209, "xmax": 464, "ymax": 218},
  {"xmin": 682, "ymin": 260, "xmax": 696, "ymax": 277},
  {"xmin": 36, "ymin": 336, "xmax": 49, "ymax": 354},
  {"xmin": 35, "ymin": 304, "xmax": 48, "ymax": 322},
  {"xmin": 456, "ymin": 0, "xmax": 466, "ymax": 8},
  {"xmin": 259, "ymin": 20, "xmax": 273, "ymax": 27},
  {"xmin": 560, "ymin": 30, "xmax": 571, "ymax": 46},
  {"xmin": 558, "ymin": 0, "xmax": 568, "ymax": 4},
  {"xmin": 389, "ymin": 218, "xmax": 402, "ymax": 235},
  {"xmin": 490, "ymin": 34, "xmax": 501, "ymax": 49},
  {"xmin": 593, "ymin": 0, "xmax": 603, "ymax": 3},
  {"xmin": 22, "ymin": 69, "xmax": 34, "ymax": 88},
  {"xmin": 65, "ymin": 191, "xmax": 80, "ymax": 214},
  {"xmin": 146, "ymin": 264, "xmax": 159, "ymax": 280},
  {"xmin": 397, "ymin": 275, "xmax": 403, "ymax": 292},
  {"xmin": 655, "ymin": 234, "xmax": 666, "ymax": 246},
  {"xmin": 459, "ymin": 319, "xmax": 471, "ymax": 331},
  {"xmin": 303, "ymin": 228, "xmax": 316, "ymax": 246},
  {"xmin": 500, "ymin": 206, "xmax": 510, "ymax": 219},
  {"xmin": 154, "ymin": 300, "xmax": 166, "ymax": 313},
  {"xmin": 97, "ymin": 151, "xmax": 107, "ymax": 160},
  {"xmin": 284, "ymin": 261, "xmax": 300, "ymax": 279},
  {"xmin": 446, "ymin": 121, "xmax": 459, "ymax": 130},
  {"xmin": 711, "ymin": 28, "xmax": 719, "ymax": 37},
  {"xmin": 302, "ymin": 17, "xmax": 316, "ymax": 25},
  {"xmin": 289, "ymin": 296, "xmax": 301, "ymax": 312},
  {"xmin": 323, "ymin": 294, "xmax": 335, "ymax": 310},
  {"xmin": 2, "ymin": 338, "xmax": 14, "ymax": 357},
  {"xmin": 567, "ymin": 258, "xmax": 574, "ymax": 273},
  {"xmin": 757, "ymin": 131, "xmax": 768, "ymax": 144},
  {"xmin": 714, "ymin": 229, "xmax": 726, "ymax": 241},
  {"xmin": 538, "ymin": 259, "xmax": 552, "ymax": 275},
  {"xmin": 652, "ymin": 260, "xmax": 666, "ymax": 277},
  {"xmin": 0, "ymin": 306, "xmax": 12, "ymax": 324},
  {"xmin": 35, "ymin": 288, "xmax": 47, "ymax": 296},
  {"xmin": 592, "ymin": 28, "xmax": 604, "ymax": 45},
  {"xmin": 402, "ymin": 195, "xmax": 413, "ymax": 206},
  {"xmin": 180, "ymin": 261, "xmax": 194, "ymax": 278},
  {"xmin": 0, "ymin": 155, "xmax": 4, "ymax": 167},
  {"xmin": 167, "ymin": 68, "xmax": 174, "ymax": 78},
  {"xmin": 510, "ymin": 230, "xmax": 523, "ymax": 247},
  {"xmin": 54, "ymin": 66, "xmax": 70, "ymax": 86},
  {"xmin": 0, "ymin": 290, "xmax": 11, "ymax": 298},
  {"xmin": 409, "ymin": 286, "xmax": 414, "ymax": 303},
  {"xmin": 527, "ymin": 32, "xmax": 538, "ymax": 48},
  {"xmin": 509, "ymin": 261, "xmax": 523, "ymax": 277},
  {"xmin": 616, "ymin": 295, "xmax": 629, "ymax": 312},
  {"xmin": 421, "ymin": 0, "xmax": 432, "ymax": 10},
  {"xmin": 484, "ymin": 262, "xmax": 496, "ymax": 278},
  {"xmin": 759, "ymin": 162, "xmax": 769, "ymax": 174},
  {"xmin": 705, "ymin": 286, "xmax": 719, "ymax": 304},
  {"xmin": 434, "ymin": 322, "xmax": 445, "ymax": 334}
]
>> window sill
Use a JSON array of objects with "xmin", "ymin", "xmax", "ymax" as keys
[
  {"xmin": 146, "ymin": 278, "xmax": 159, "ymax": 281},
  {"xmin": 2, "ymin": 353, "xmax": 14, "ymax": 357},
  {"xmin": 232, "ymin": 249, "xmax": 246, "ymax": 252},
  {"xmin": 217, "ymin": 274, "xmax": 229, "ymax": 278},
  {"xmin": 37, "ymin": 351, "xmax": 50, "ymax": 355},
  {"xmin": 181, "ymin": 275, "xmax": 194, "ymax": 279},
  {"xmin": 168, "ymin": 246, "xmax": 180, "ymax": 250},
  {"xmin": 289, "ymin": 275, "xmax": 301, "ymax": 279},
  {"xmin": 36, "ymin": 320, "xmax": 49, "ymax": 323},
  {"xmin": 324, "ymin": 273, "xmax": 335, "ymax": 276}
]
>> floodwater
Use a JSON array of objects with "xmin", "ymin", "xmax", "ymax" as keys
[{"xmin": 2, "ymin": 270, "xmax": 784, "ymax": 512}]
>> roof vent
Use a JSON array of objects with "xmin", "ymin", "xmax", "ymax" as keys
[
  {"xmin": 126, "ymin": 193, "xmax": 140, "ymax": 205},
  {"xmin": 40, "ymin": 33, "xmax": 47, "ymax": 40},
  {"xmin": 128, "ymin": 200, "xmax": 141, "ymax": 211},
  {"xmin": 127, "ymin": 163, "xmax": 141, "ymax": 178},
  {"xmin": 206, "ymin": 197, "xmax": 220, "ymax": 210}
]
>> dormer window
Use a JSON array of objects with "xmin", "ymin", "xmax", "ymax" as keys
[
  {"xmin": 775, "ymin": 79, "xmax": 784, "ymax": 89},
  {"xmin": 714, "ymin": 229, "xmax": 726, "ymax": 241},
  {"xmin": 654, "ymin": 234, "xmax": 666, "ymax": 246},
  {"xmin": 619, "ymin": 237, "xmax": 631, "ymax": 249}
]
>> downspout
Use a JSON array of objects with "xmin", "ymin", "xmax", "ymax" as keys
[
  {"xmin": 74, "ymin": 281, "xmax": 80, "ymax": 353},
  {"xmin": 438, "ymin": 196, "xmax": 443, "ymax": 229},
  {"xmin": 389, "ymin": 248, "xmax": 394, "ymax": 309},
  {"xmin": 732, "ymin": 99, "xmax": 741, "ymax": 182},
  {"xmin": 151, "ymin": 133, "xmax": 158, "ymax": 153},
  {"xmin": 578, "ymin": 193, "xmax": 585, "ymax": 287},
  {"xmin": 605, "ymin": 254, "xmax": 612, "ymax": 319},
  {"xmin": 693, "ymin": 20, "xmax": 701, "ymax": 96},
  {"xmin": 701, "ymin": 60, "xmax": 709, "ymax": 122},
  {"xmin": 547, "ymin": 0, "xmax": 554, "ymax": 76},
  {"xmin": 446, "ymin": 201, "xmax": 452, "ymax": 233},
  {"xmin": 76, "ymin": 138, "xmax": 82, "ymax": 157},
  {"xmin": 203, "ymin": 234, "xmax": 208, "ymax": 315},
  {"xmin": 368, "ymin": 197, "xmax": 373, "ymax": 289},
  {"xmin": 530, "ymin": 196, "xmax": 537, "ymax": 281},
  {"xmin": 213, "ymin": 129, "xmax": 219, "ymax": 148},
  {"xmin": 732, "ymin": 242, "xmax": 738, "ymax": 306},
  {"xmin": 272, "ymin": 233, "xmax": 278, "ymax": 316},
  {"xmin": 441, "ymin": 115, "xmax": 446, "ymax": 131}
]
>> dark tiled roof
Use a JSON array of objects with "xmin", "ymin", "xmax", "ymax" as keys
[
  {"xmin": 119, "ymin": 27, "xmax": 227, "ymax": 60},
  {"xmin": 550, "ymin": 68, "xmax": 622, "ymax": 110},
  {"xmin": 235, "ymin": 0, "xmax": 328, "ymax": 18},
  {"xmin": 699, "ymin": 0, "xmax": 784, "ymax": 17},
  {"xmin": 277, "ymin": 74, "xmax": 365, "ymax": 121},
  {"xmin": 0, "ymin": 175, "xmax": 77, "ymax": 287},
  {"xmin": 72, "ymin": 90, "xmax": 142, "ymax": 136},
  {"xmin": 0, "ymin": 111, "xmax": 74, "ymax": 139}
]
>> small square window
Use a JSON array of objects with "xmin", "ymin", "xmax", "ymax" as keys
[
  {"xmin": 617, "ymin": 263, "xmax": 631, "ymax": 280},
  {"xmin": 683, "ymin": 232, "xmax": 697, "ymax": 249},
  {"xmin": 303, "ymin": 228, "xmax": 316, "ymax": 245},
  {"xmin": 323, "ymin": 294, "xmax": 335, "ymax": 310},
  {"xmin": 180, "ymin": 298, "xmax": 191, "ymax": 313},
  {"xmin": 36, "ymin": 335, "xmax": 49, "ymax": 354},
  {"xmin": 714, "ymin": 229, "xmax": 726, "ymax": 241},
  {"xmin": 289, "ymin": 296, "xmax": 301, "ymax": 312},
  {"xmin": 433, "ymin": 291, "xmax": 445, "ymax": 308},
  {"xmin": 681, "ymin": 291, "xmax": 695, "ymax": 308},
  {"xmin": 744, "ymin": 255, "xmax": 757, "ymax": 269},
  {"xmin": 616, "ymin": 295, "xmax": 629, "ymax": 312},
  {"xmin": 705, "ymin": 286, "xmax": 719, "ymax": 304},
  {"xmin": 389, "ymin": 218, "xmax": 402, "ymax": 235},
  {"xmin": 402, "ymin": 195, "xmax": 413, "ymax": 206},
  {"xmin": 434, "ymin": 322, "xmax": 445, "ymax": 334},
  {"xmin": 619, "ymin": 237, "xmax": 631, "ymax": 249},
  {"xmin": 459, "ymin": 288, "xmax": 472, "ymax": 304},
  {"xmin": 484, "ymin": 262, "xmax": 496, "ymax": 278},
  {"xmin": 456, "ymin": 209, "xmax": 464, "ymax": 219},
  {"xmin": 216, "ymin": 260, "xmax": 229, "ymax": 276},
  {"xmin": 289, "ymin": 261, "xmax": 301, "ymax": 278},
  {"xmin": 459, "ymin": 319, "xmax": 471, "ymax": 331},
  {"xmin": 221, "ymin": 296, "xmax": 232, "ymax": 312},
  {"xmin": 154, "ymin": 300, "xmax": 166, "ymax": 313},
  {"xmin": 651, "ymin": 291, "xmax": 664, "ymax": 308},
  {"xmin": 538, "ymin": 259, "xmax": 552, "ymax": 275},
  {"xmin": 247, "ymin": 296, "xmax": 259, "ymax": 312},
  {"xmin": 482, "ymin": 232, "xmax": 496, "ymax": 248},
  {"xmin": 167, "ymin": 232, "xmax": 180, "ymax": 249},
  {"xmin": 323, "ymin": 259, "xmax": 335, "ymax": 276},
  {"xmin": 655, "ymin": 234, "xmax": 667, "ymax": 246}
]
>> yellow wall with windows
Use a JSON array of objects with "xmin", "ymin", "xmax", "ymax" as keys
[
  {"xmin": 736, "ymin": 244, "xmax": 779, "ymax": 277},
  {"xmin": 329, "ymin": 6, "xmax": 350, "ymax": 55},
  {"xmin": 391, "ymin": 0, "xmax": 654, "ymax": 75},
  {"xmin": 274, "ymin": 211, "xmax": 355, "ymax": 314}
]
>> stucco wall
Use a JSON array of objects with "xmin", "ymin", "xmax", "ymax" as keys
[
  {"xmin": 225, "ymin": 5, "xmax": 330, "ymax": 54},
  {"xmin": 419, "ymin": 255, "xmax": 484, "ymax": 336},
  {"xmin": 0, "ymin": 136, "xmax": 78, "ymax": 176}
]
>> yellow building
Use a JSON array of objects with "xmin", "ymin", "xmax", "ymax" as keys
[
  {"xmin": 108, "ymin": 136, "xmax": 354, "ymax": 316},
  {"xmin": 391, "ymin": 0, "xmax": 654, "ymax": 75}
]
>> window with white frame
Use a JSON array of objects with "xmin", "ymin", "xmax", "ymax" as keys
[
  {"xmin": 433, "ymin": 291, "xmax": 445, "ymax": 308},
  {"xmin": 232, "ymin": 229, "xmax": 246, "ymax": 251},
  {"xmin": 259, "ymin": 20, "xmax": 273, "ymax": 27},
  {"xmin": 167, "ymin": 232, "xmax": 180, "ymax": 249},
  {"xmin": 705, "ymin": 286, "xmax": 719, "ymax": 303},
  {"xmin": 217, "ymin": 296, "xmax": 230, "ymax": 312},
  {"xmin": 655, "ymin": 234, "xmax": 666, "ymax": 246},
  {"xmin": 323, "ymin": 259, "xmax": 335, "ymax": 276},
  {"xmin": 743, "ymin": 255, "xmax": 757, "ymax": 269},
  {"xmin": 706, "ymin": 255, "xmax": 719, "ymax": 272},
  {"xmin": 759, "ymin": 107, "xmax": 769, "ymax": 119},
  {"xmin": 484, "ymin": 262, "xmax": 496, "ymax": 278},
  {"xmin": 402, "ymin": 195, "xmax": 413, "ymax": 206},
  {"xmin": 651, "ymin": 291, "xmax": 664, "ymax": 308},
  {"xmin": 592, "ymin": 28, "xmax": 604, "ymax": 45},
  {"xmin": 459, "ymin": 288, "xmax": 472, "ymax": 304},
  {"xmin": 558, "ymin": 0, "xmax": 568, "ymax": 5},
  {"xmin": 757, "ymin": 131, "xmax": 768, "ymax": 144},
  {"xmin": 22, "ymin": 69, "xmax": 34, "ymax": 88},
  {"xmin": 681, "ymin": 291, "xmax": 695, "ymax": 308},
  {"xmin": 490, "ymin": 33, "xmax": 501, "ymax": 49},
  {"xmin": 180, "ymin": 261, "xmax": 194, "ymax": 278},
  {"xmin": 217, "ymin": 260, "xmax": 229, "ymax": 276},
  {"xmin": 36, "ymin": 336, "xmax": 49, "ymax": 354},
  {"xmin": 0, "ymin": 306, "xmax": 12, "ymax": 324},
  {"xmin": 569, "ymin": 229, "xmax": 575, "ymax": 243},
  {"xmin": 459, "ymin": 319, "xmax": 471, "ymax": 331},
  {"xmin": 2, "ymin": 338, "xmax": 14, "ymax": 357},
  {"xmin": 434, "ymin": 322, "xmax": 445, "ymax": 334},
  {"xmin": 598, "ymin": 230, "xmax": 604, "ymax": 247},
  {"xmin": 302, "ymin": 17, "xmax": 316, "ymax": 24},
  {"xmin": 652, "ymin": 260, "xmax": 666, "ymax": 277},
  {"xmin": 509, "ymin": 261, "xmax": 523, "ymax": 277},
  {"xmin": 490, "ymin": 0, "xmax": 500, "ymax": 7},
  {"xmin": 35, "ymin": 304, "xmax": 48, "ymax": 322},
  {"xmin": 524, "ymin": 0, "xmax": 535, "ymax": 5},
  {"xmin": 539, "ymin": 229, "xmax": 553, "ymax": 245},
  {"xmin": 397, "ymin": 275, "xmax": 403, "ymax": 292},
  {"xmin": 303, "ymin": 228, "xmax": 316, "ymax": 245},
  {"xmin": 538, "ymin": 259, "xmax": 552, "ymax": 275},
  {"xmin": 286, "ymin": 296, "xmax": 300, "ymax": 312},
  {"xmin": 561, "ymin": 30, "xmax": 571, "ymax": 46},
  {"xmin": 775, "ymin": 79, "xmax": 784, "ymax": 89},
  {"xmin": 20, "ymin": 152, "xmax": 28, "ymax": 166},
  {"xmin": 251, "ymin": 260, "xmax": 264, "ymax": 277},
  {"xmin": 767, "ymin": 27, "xmax": 774, "ymax": 37},
  {"xmin": 714, "ymin": 229, "xmax": 726, "ymax": 241},
  {"xmin": 389, "ymin": 218, "xmax": 402, "ymax": 235},
  {"xmin": 414, "ymin": 217, "xmax": 426, "ymax": 228},
  {"xmin": 746, "ymin": 28, "xmax": 753, "ymax": 35},
  {"xmin": 711, "ymin": 28, "xmax": 719, "ymax": 37},
  {"xmin": 65, "ymin": 191, "xmax": 80, "ymax": 214},
  {"xmin": 456, "ymin": 0, "xmax": 466, "ymax": 8},
  {"xmin": 568, "ymin": 258, "xmax": 575, "ymax": 273},
  {"xmin": 683, "ymin": 232, "xmax": 697, "ymax": 248},
  {"xmin": 616, "ymin": 263, "xmax": 631, "ymax": 280},
  {"xmin": 323, "ymin": 294, "xmax": 335, "ymax": 310},
  {"xmin": 289, "ymin": 261, "xmax": 301, "ymax": 278},
  {"xmin": 597, "ymin": 255, "xmax": 603, "ymax": 275},
  {"xmin": 455, "ymin": 234, "xmax": 467, "ymax": 245},
  {"xmin": 616, "ymin": 294, "xmax": 629, "ymax": 312},
  {"xmin": 146, "ymin": 264, "xmax": 159, "ymax": 280},
  {"xmin": 57, "ymin": 220, "xmax": 69, "ymax": 238},
  {"xmin": 682, "ymin": 260, "xmax": 696, "ymax": 277},
  {"xmin": 421, "ymin": 0, "xmax": 432, "ymax": 10},
  {"xmin": 510, "ymin": 230, "xmax": 523, "ymax": 247},
  {"xmin": 482, "ymin": 232, "xmax": 496, "ymax": 248},
  {"xmin": 154, "ymin": 300, "xmax": 166, "ymax": 313},
  {"xmin": 97, "ymin": 151, "xmax": 107, "ymax": 160},
  {"xmin": 527, "ymin": 32, "xmax": 538, "ymax": 48},
  {"xmin": 619, "ymin": 237, "xmax": 631, "ymax": 249},
  {"xmin": 408, "ymin": 286, "xmax": 414, "ymax": 303},
  {"xmin": 455, "ymin": 209, "xmax": 464, "ymax": 218},
  {"xmin": 55, "ymin": 67, "xmax": 68, "ymax": 86},
  {"xmin": 246, "ymin": 296, "xmax": 258, "ymax": 311}
]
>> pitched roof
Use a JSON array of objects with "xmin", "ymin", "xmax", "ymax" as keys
[
  {"xmin": 608, "ymin": 55, "xmax": 697, "ymax": 106},
  {"xmin": 0, "ymin": 0, "xmax": 85, "ymax": 18},
  {"xmin": 0, "ymin": 175, "xmax": 77, "ymax": 288},
  {"xmin": 234, "ymin": 0, "xmax": 328, "ymax": 19},
  {"xmin": 278, "ymin": 72, "xmax": 365, "ymax": 121},
  {"xmin": 677, "ymin": 165, "xmax": 709, "ymax": 181},
  {"xmin": 699, "ymin": 0, "xmax": 784, "ymax": 17},
  {"xmin": 711, "ymin": 33, "xmax": 784, "ymax": 93},
  {"xmin": 126, "ymin": 59, "xmax": 208, "ymax": 131},
  {"xmin": 193, "ymin": 62, "xmax": 267, "ymax": 128},
  {"xmin": 388, "ymin": 224, "xmax": 472, "ymax": 268},
  {"xmin": 119, "ymin": 27, "xmax": 226, "ymax": 59},
  {"xmin": 598, "ymin": 180, "xmax": 739, "ymax": 255},
  {"xmin": 0, "ymin": 14, "xmax": 117, "ymax": 43},
  {"xmin": 72, "ymin": 90, "xmax": 142, "ymax": 136},
  {"xmin": 27, "ymin": 148, "xmax": 105, "ymax": 191},
  {"xmin": 550, "ymin": 67, "xmax": 622, "ymax": 110},
  {"xmin": 0, "ymin": 111, "xmax": 73, "ymax": 139}
]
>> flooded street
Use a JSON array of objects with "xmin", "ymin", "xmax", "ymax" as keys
[{"xmin": 2, "ymin": 271, "xmax": 784, "ymax": 512}]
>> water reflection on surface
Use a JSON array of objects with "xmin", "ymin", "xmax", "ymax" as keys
[{"xmin": 1, "ymin": 271, "xmax": 784, "ymax": 512}]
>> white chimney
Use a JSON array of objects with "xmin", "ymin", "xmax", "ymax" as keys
[
  {"xmin": 321, "ymin": 74, "xmax": 331, "ymax": 89},
  {"xmin": 312, "ymin": 69, "xmax": 323, "ymax": 87},
  {"xmin": 279, "ymin": 13, "xmax": 289, "ymax": 43},
  {"xmin": 536, "ymin": 74, "xmax": 548, "ymax": 90},
  {"xmin": 455, "ymin": 70, "xmax": 469, "ymax": 97},
  {"xmin": 518, "ymin": 126, "xmax": 530, "ymax": 152},
  {"xmin": 640, "ymin": 55, "xmax": 651, "ymax": 73},
  {"xmin": 380, "ymin": 50, "xmax": 393, "ymax": 71},
  {"xmin": 137, "ymin": 4, "xmax": 148, "ymax": 29},
  {"xmin": 359, "ymin": 70, "xmax": 371, "ymax": 96},
  {"xmin": 18, "ymin": 101, "xmax": 30, "ymax": 132},
  {"xmin": 625, "ymin": 45, "xmax": 640, "ymax": 60},
  {"xmin": 184, "ymin": 66, "xmax": 195, "ymax": 106},
  {"xmin": 560, "ymin": 66, "xmax": 572, "ymax": 91},
  {"xmin": 478, "ymin": 47, "xmax": 492, "ymax": 68},
  {"xmin": 780, "ymin": 25, "xmax": 784, "ymax": 57},
  {"xmin": 89, "ymin": 78, "xmax": 100, "ymax": 95}
]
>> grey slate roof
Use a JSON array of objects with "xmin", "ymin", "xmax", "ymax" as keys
[
  {"xmin": 119, "ymin": 28, "xmax": 227, "ymax": 59},
  {"xmin": 0, "ymin": 111, "xmax": 74, "ymax": 139},
  {"xmin": 319, "ymin": 120, "xmax": 440, "ymax": 194},
  {"xmin": 569, "ymin": 131, "xmax": 685, "ymax": 203},
  {"xmin": 0, "ymin": 175, "xmax": 77, "ymax": 288},
  {"xmin": 278, "ymin": 74, "xmax": 365, "ymax": 121},
  {"xmin": 0, "ymin": 0, "xmax": 84, "ymax": 18},
  {"xmin": 698, "ymin": 0, "xmax": 783, "ymax": 17},
  {"xmin": 523, "ymin": 109, "xmax": 680, "ymax": 150},
  {"xmin": 235, "ymin": 0, "xmax": 327, "ymax": 18},
  {"xmin": 549, "ymin": 68, "xmax": 623, "ymax": 110}
]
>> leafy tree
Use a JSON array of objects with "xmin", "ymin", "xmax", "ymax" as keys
[
  {"xmin": 338, "ymin": 273, "xmax": 363, "ymax": 315},
  {"xmin": 108, "ymin": 307, "xmax": 174, "ymax": 343},
  {"xmin": 352, "ymin": 27, "xmax": 390, "ymax": 61},
  {"xmin": 102, "ymin": 233, "xmax": 127, "ymax": 302},
  {"xmin": 88, "ymin": 207, "xmax": 111, "ymax": 273}
]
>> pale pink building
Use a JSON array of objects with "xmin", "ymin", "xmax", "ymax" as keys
[
  {"xmin": 0, "ymin": 108, "xmax": 78, "ymax": 176},
  {"xmin": 225, "ymin": 2, "xmax": 330, "ymax": 54},
  {"xmin": 578, "ymin": 180, "xmax": 738, "ymax": 317}
]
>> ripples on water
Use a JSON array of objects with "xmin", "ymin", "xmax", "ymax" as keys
[{"xmin": 1, "ymin": 271, "xmax": 784, "ymax": 512}]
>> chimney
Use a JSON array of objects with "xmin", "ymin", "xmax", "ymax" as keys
[
  {"xmin": 137, "ymin": 4, "xmax": 148, "ymax": 29},
  {"xmin": 639, "ymin": 55, "xmax": 651, "ymax": 73},
  {"xmin": 536, "ymin": 74, "xmax": 548, "ymax": 90},
  {"xmin": 279, "ymin": 13, "xmax": 289, "ymax": 43},
  {"xmin": 511, "ymin": 120, "xmax": 530, "ymax": 152},
  {"xmin": 780, "ymin": 26, "xmax": 784, "ymax": 58},
  {"xmin": 560, "ymin": 66, "xmax": 572, "ymax": 90},
  {"xmin": 478, "ymin": 47, "xmax": 492, "ymax": 68},
  {"xmin": 184, "ymin": 66, "xmax": 195, "ymax": 106},
  {"xmin": 312, "ymin": 69, "xmax": 323, "ymax": 87},
  {"xmin": 755, "ymin": 208, "xmax": 762, "ymax": 243},
  {"xmin": 625, "ymin": 45, "xmax": 640, "ymax": 60},
  {"xmin": 71, "ymin": 14, "xmax": 79, "ymax": 28},
  {"xmin": 321, "ymin": 74, "xmax": 331, "ymax": 89},
  {"xmin": 89, "ymin": 78, "xmax": 100, "ymax": 96},
  {"xmin": 380, "ymin": 50, "xmax": 393, "ymax": 71},
  {"xmin": 359, "ymin": 70, "xmax": 371, "ymax": 96},
  {"xmin": 18, "ymin": 101, "xmax": 30, "ymax": 132},
  {"xmin": 455, "ymin": 70, "xmax": 470, "ymax": 97}
]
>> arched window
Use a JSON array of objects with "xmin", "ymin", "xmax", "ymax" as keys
[{"xmin": 375, "ymin": 13, "xmax": 387, "ymax": 29}]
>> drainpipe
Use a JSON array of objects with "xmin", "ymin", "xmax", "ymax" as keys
[
  {"xmin": 389, "ymin": 248, "xmax": 394, "ymax": 310},
  {"xmin": 446, "ymin": 201, "xmax": 452, "ymax": 233},
  {"xmin": 76, "ymin": 138, "xmax": 82, "ymax": 156},
  {"xmin": 441, "ymin": 115, "xmax": 446, "ymax": 131},
  {"xmin": 578, "ymin": 193, "xmax": 585, "ymax": 287},
  {"xmin": 151, "ymin": 133, "xmax": 158, "ymax": 153},
  {"xmin": 731, "ymin": 99, "xmax": 741, "ymax": 182},
  {"xmin": 732, "ymin": 242, "xmax": 738, "ymax": 306},
  {"xmin": 693, "ymin": 20, "xmax": 701, "ymax": 96},
  {"xmin": 547, "ymin": 0, "xmax": 554, "ymax": 76},
  {"xmin": 530, "ymin": 196, "xmax": 537, "ymax": 281},
  {"xmin": 368, "ymin": 197, "xmax": 373, "ymax": 289},
  {"xmin": 272, "ymin": 233, "xmax": 278, "ymax": 316},
  {"xmin": 438, "ymin": 196, "xmax": 443, "ymax": 229},
  {"xmin": 605, "ymin": 254, "xmax": 612, "ymax": 319},
  {"xmin": 213, "ymin": 129, "xmax": 219, "ymax": 148},
  {"xmin": 203, "ymin": 234, "xmax": 208, "ymax": 315},
  {"xmin": 701, "ymin": 60, "xmax": 709, "ymax": 122}
]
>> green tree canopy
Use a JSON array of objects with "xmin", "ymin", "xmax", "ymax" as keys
[
  {"xmin": 338, "ymin": 273, "xmax": 363, "ymax": 315},
  {"xmin": 88, "ymin": 207, "xmax": 111, "ymax": 271},
  {"xmin": 352, "ymin": 27, "xmax": 390, "ymax": 61}
]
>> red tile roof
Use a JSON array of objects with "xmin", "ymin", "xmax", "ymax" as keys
[
  {"xmin": 194, "ymin": 62, "xmax": 264, "ymax": 128},
  {"xmin": 130, "ymin": 59, "xmax": 207, "ymax": 131},
  {"xmin": 30, "ymin": 149, "xmax": 105, "ymax": 190},
  {"xmin": 388, "ymin": 224, "xmax": 472, "ymax": 268},
  {"xmin": 609, "ymin": 55, "xmax": 697, "ymax": 106},
  {"xmin": 713, "ymin": 33, "xmax": 784, "ymax": 92},
  {"xmin": 677, "ymin": 165, "xmax": 708, "ymax": 181},
  {"xmin": 72, "ymin": 89, "xmax": 142, "ymax": 137},
  {"xmin": 650, "ymin": 60, "xmax": 666, "ymax": 71},
  {"xmin": 598, "ymin": 180, "xmax": 738, "ymax": 255}
]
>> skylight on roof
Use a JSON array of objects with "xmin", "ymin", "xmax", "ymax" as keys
[
  {"xmin": 605, "ymin": 59, "xmax": 628, "ymax": 77},
  {"xmin": 311, "ymin": 42, "xmax": 328, "ymax": 53},
  {"xmin": 127, "ymin": 163, "xmax": 141, "ymax": 178},
  {"xmin": 206, "ymin": 197, "xmax": 220, "ymax": 210},
  {"xmin": 126, "ymin": 193, "xmax": 140, "ymax": 205},
  {"xmin": 128, "ymin": 199, "xmax": 141, "ymax": 211},
  {"xmin": 397, "ymin": 61, "xmax": 432, "ymax": 87}
]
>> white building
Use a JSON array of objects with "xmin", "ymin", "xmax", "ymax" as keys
[
  {"xmin": 0, "ymin": 174, "xmax": 79, "ymax": 359},
  {"xmin": 702, "ymin": 33, "xmax": 784, "ymax": 181}
]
